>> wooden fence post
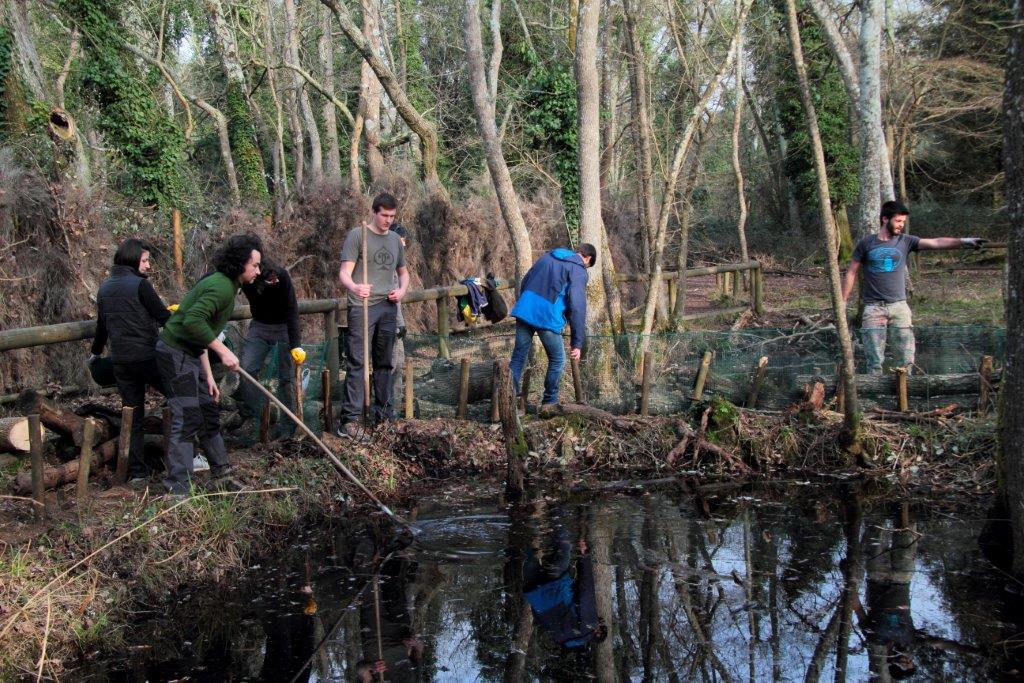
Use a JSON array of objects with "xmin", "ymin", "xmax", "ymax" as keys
[
  {"xmin": 29, "ymin": 414, "xmax": 44, "ymax": 522},
  {"xmin": 172, "ymin": 209, "xmax": 184, "ymax": 289},
  {"xmin": 490, "ymin": 361, "xmax": 501, "ymax": 422},
  {"xmin": 457, "ymin": 359, "xmax": 470, "ymax": 419},
  {"xmin": 640, "ymin": 351, "xmax": 652, "ymax": 416},
  {"xmin": 259, "ymin": 400, "xmax": 271, "ymax": 444},
  {"xmin": 404, "ymin": 363, "xmax": 414, "ymax": 419},
  {"xmin": 77, "ymin": 418, "xmax": 96, "ymax": 501},
  {"xmin": 294, "ymin": 364, "xmax": 304, "ymax": 427},
  {"xmin": 896, "ymin": 368, "xmax": 909, "ymax": 412},
  {"xmin": 836, "ymin": 366, "xmax": 846, "ymax": 414},
  {"xmin": 746, "ymin": 357, "xmax": 769, "ymax": 409},
  {"xmin": 978, "ymin": 355, "xmax": 994, "ymax": 414},
  {"xmin": 753, "ymin": 265, "xmax": 764, "ymax": 314},
  {"xmin": 570, "ymin": 357, "xmax": 585, "ymax": 404},
  {"xmin": 114, "ymin": 406, "xmax": 133, "ymax": 485},
  {"xmin": 324, "ymin": 308, "xmax": 339, "ymax": 387},
  {"xmin": 321, "ymin": 369, "xmax": 333, "ymax": 434},
  {"xmin": 436, "ymin": 294, "xmax": 450, "ymax": 359},
  {"xmin": 693, "ymin": 351, "xmax": 713, "ymax": 401},
  {"xmin": 496, "ymin": 362, "xmax": 527, "ymax": 500},
  {"xmin": 667, "ymin": 277, "xmax": 678, "ymax": 314}
]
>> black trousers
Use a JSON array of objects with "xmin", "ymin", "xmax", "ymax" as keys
[
  {"xmin": 341, "ymin": 301, "xmax": 398, "ymax": 423},
  {"xmin": 112, "ymin": 359, "xmax": 166, "ymax": 479}
]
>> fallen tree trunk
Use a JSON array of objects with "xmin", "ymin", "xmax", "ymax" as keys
[
  {"xmin": 16, "ymin": 390, "xmax": 111, "ymax": 446},
  {"xmin": 0, "ymin": 416, "xmax": 44, "ymax": 453},
  {"xmin": 793, "ymin": 372, "xmax": 996, "ymax": 398},
  {"xmin": 418, "ymin": 358, "xmax": 495, "ymax": 405},
  {"xmin": 537, "ymin": 402, "xmax": 639, "ymax": 431},
  {"xmin": 14, "ymin": 438, "xmax": 118, "ymax": 493}
]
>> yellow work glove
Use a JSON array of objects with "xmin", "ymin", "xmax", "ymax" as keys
[
  {"xmin": 291, "ymin": 347, "xmax": 307, "ymax": 365},
  {"xmin": 167, "ymin": 304, "xmax": 179, "ymax": 312}
]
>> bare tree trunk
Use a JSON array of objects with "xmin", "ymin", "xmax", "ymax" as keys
[
  {"xmin": 264, "ymin": 0, "xmax": 289, "ymax": 213},
  {"xmin": 672, "ymin": 114, "xmax": 716, "ymax": 325},
  {"xmin": 599, "ymin": 5, "xmax": 619, "ymax": 195},
  {"xmin": 588, "ymin": 507, "xmax": 617, "ymax": 682},
  {"xmin": 731, "ymin": 13, "xmax": 749, "ymax": 269},
  {"xmin": 285, "ymin": 0, "xmax": 323, "ymax": 184},
  {"xmin": 204, "ymin": 0, "xmax": 268, "ymax": 202},
  {"xmin": 1001, "ymin": 0, "xmax": 1024, "ymax": 579},
  {"xmin": 360, "ymin": 0, "xmax": 385, "ymax": 183},
  {"xmin": 638, "ymin": 6, "xmax": 749, "ymax": 360},
  {"xmin": 321, "ymin": 0, "xmax": 445, "ymax": 196},
  {"xmin": 784, "ymin": 0, "xmax": 862, "ymax": 451},
  {"xmin": 3, "ymin": 0, "xmax": 46, "ymax": 101},
  {"xmin": 855, "ymin": 0, "xmax": 885, "ymax": 237},
  {"xmin": 575, "ymin": 0, "xmax": 608, "ymax": 329},
  {"xmin": 319, "ymin": 5, "xmax": 342, "ymax": 181},
  {"xmin": 463, "ymin": 0, "xmax": 533, "ymax": 284},
  {"xmin": 622, "ymin": 0, "xmax": 655, "ymax": 273}
]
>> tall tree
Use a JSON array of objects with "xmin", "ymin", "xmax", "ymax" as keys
[
  {"xmin": 731, "ymin": 0, "xmax": 750, "ymax": 269},
  {"xmin": 575, "ymin": 0, "xmax": 607, "ymax": 328},
  {"xmin": 1001, "ymin": 0, "xmax": 1024, "ymax": 578},
  {"xmin": 285, "ymin": 0, "xmax": 323, "ymax": 184},
  {"xmin": 784, "ymin": 0, "xmax": 862, "ymax": 451},
  {"xmin": 358, "ymin": 0, "xmax": 384, "ymax": 183},
  {"xmin": 462, "ymin": 0, "xmax": 532, "ymax": 283},
  {"xmin": 319, "ymin": 3, "xmax": 342, "ymax": 181},
  {"xmin": 622, "ymin": 0, "xmax": 655, "ymax": 273},
  {"xmin": 204, "ymin": 0, "xmax": 269, "ymax": 202}
]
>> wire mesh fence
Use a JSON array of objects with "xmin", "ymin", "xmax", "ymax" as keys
[{"xmin": 223, "ymin": 321, "xmax": 1005, "ymax": 429}]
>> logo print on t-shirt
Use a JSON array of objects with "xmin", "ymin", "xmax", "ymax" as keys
[
  {"xmin": 866, "ymin": 246, "xmax": 903, "ymax": 273},
  {"xmin": 373, "ymin": 248, "xmax": 394, "ymax": 268}
]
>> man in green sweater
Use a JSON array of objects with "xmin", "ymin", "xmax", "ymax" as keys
[{"xmin": 155, "ymin": 233, "xmax": 262, "ymax": 495}]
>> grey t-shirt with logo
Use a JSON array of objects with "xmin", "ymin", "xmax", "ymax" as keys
[
  {"xmin": 852, "ymin": 233, "xmax": 921, "ymax": 303},
  {"xmin": 340, "ymin": 227, "xmax": 406, "ymax": 307}
]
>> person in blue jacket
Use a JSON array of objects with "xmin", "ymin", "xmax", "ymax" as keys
[{"xmin": 509, "ymin": 243, "xmax": 596, "ymax": 405}]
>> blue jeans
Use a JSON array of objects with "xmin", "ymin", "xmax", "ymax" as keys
[{"xmin": 510, "ymin": 321, "xmax": 566, "ymax": 405}]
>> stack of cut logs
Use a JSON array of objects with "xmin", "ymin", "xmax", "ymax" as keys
[{"xmin": 5, "ymin": 391, "xmax": 125, "ymax": 494}]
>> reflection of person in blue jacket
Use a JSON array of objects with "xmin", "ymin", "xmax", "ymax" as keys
[
  {"xmin": 522, "ymin": 512, "xmax": 607, "ymax": 649},
  {"xmin": 509, "ymin": 245, "xmax": 596, "ymax": 405}
]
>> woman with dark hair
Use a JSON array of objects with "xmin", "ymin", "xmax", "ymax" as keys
[
  {"xmin": 91, "ymin": 238, "xmax": 171, "ymax": 484},
  {"xmin": 229, "ymin": 256, "xmax": 304, "ymax": 442},
  {"xmin": 155, "ymin": 233, "xmax": 262, "ymax": 495}
]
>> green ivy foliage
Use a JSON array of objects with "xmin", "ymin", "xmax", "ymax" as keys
[
  {"xmin": 773, "ymin": 1, "xmax": 859, "ymax": 211},
  {"xmin": 523, "ymin": 64, "xmax": 580, "ymax": 242},
  {"xmin": 0, "ymin": 25, "xmax": 11, "ymax": 118},
  {"xmin": 64, "ymin": 0, "xmax": 185, "ymax": 206},
  {"xmin": 225, "ymin": 80, "xmax": 268, "ymax": 201}
]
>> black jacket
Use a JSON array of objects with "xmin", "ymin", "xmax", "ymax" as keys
[{"xmin": 93, "ymin": 265, "xmax": 170, "ymax": 362}]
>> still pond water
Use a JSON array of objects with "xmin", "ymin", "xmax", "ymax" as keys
[{"xmin": 83, "ymin": 480, "xmax": 1022, "ymax": 682}]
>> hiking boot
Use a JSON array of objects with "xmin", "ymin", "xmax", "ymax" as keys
[
  {"xmin": 193, "ymin": 454, "xmax": 211, "ymax": 472},
  {"xmin": 210, "ymin": 464, "xmax": 235, "ymax": 479},
  {"xmin": 335, "ymin": 422, "xmax": 371, "ymax": 444}
]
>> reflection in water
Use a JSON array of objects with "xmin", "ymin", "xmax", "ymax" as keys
[{"xmin": 83, "ymin": 484, "xmax": 1020, "ymax": 681}]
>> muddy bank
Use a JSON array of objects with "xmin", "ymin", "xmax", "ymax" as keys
[{"xmin": 0, "ymin": 408, "xmax": 997, "ymax": 679}]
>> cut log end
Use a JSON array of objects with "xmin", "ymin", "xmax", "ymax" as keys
[{"xmin": 0, "ymin": 416, "xmax": 42, "ymax": 453}]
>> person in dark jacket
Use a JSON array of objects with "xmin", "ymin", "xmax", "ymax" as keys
[
  {"xmin": 91, "ymin": 238, "xmax": 171, "ymax": 483},
  {"xmin": 230, "ymin": 258, "xmax": 304, "ymax": 441},
  {"xmin": 509, "ymin": 244, "xmax": 595, "ymax": 405}
]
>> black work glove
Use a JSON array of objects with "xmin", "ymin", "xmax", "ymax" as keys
[
  {"xmin": 960, "ymin": 237, "xmax": 987, "ymax": 250},
  {"xmin": 397, "ymin": 326, "xmax": 407, "ymax": 339}
]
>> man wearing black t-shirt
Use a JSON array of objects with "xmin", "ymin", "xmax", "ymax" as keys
[{"xmin": 841, "ymin": 201, "xmax": 986, "ymax": 373}]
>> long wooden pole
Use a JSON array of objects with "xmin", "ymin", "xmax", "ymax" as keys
[
  {"xmin": 362, "ymin": 223, "xmax": 371, "ymax": 426},
  {"xmin": 172, "ymin": 209, "xmax": 184, "ymax": 289},
  {"xmin": 29, "ymin": 415, "xmax": 44, "ymax": 522}
]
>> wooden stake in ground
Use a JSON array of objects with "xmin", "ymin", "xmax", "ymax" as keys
[
  {"xmin": 457, "ymin": 359, "xmax": 470, "ymax": 419},
  {"xmin": 640, "ymin": 351, "xmax": 652, "ymax": 416},
  {"xmin": 404, "ymin": 362, "xmax": 414, "ymax": 419},
  {"xmin": 114, "ymin": 406, "xmax": 133, "ymax": 485},
  {"xmin": 29, "ymin": 414, "xmax": 44, "ymax": 521},
  {"xmin": 693, "ymin": 351, "xmax": 713, "ymax": 401},
  {"xmin": 172, "ymin": 209, "xmax": 184, "ymax": 289},
  {"xmin": 322, "ymin": 369, "xmax": 334, "ymax": 434},
  {"xmin": 979, "ymin": 355, "xmax": 994, "ymax": 414},
  {"xmin": 495, "ymin": 361, "xmax": 527, "ymax": 500},
  {"xmin": 259, "ymin": 400, "xmax": 271, "ymax": 444},
  {"xmin": 746, "ymin": 356, "xmax": 769, "ymax": 408},
  {"xmin": 76, "ymin": 419, "xmax": 96, "ymax": 501},
  {"xmin": 571, "ymin": 356, "xmax": 586, "ymax": 404},
  {"xmin": 896, "ymin": 368, "xmax": 909, "ymax": 412}
]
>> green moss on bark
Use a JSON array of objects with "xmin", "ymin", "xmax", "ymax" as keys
[{"xmin": 225, "ymin": 81, "xmax": 268, "ymax": 201}]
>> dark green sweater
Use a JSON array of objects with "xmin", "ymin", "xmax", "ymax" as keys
[{"xmin": 160, "ymin": 272, "xmax": 238, "ymax": 356}]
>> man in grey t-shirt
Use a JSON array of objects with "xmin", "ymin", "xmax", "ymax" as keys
[
  {"xmin": 841, "ymin": 200, "xmax": 986, "ymax": 373},
  {"xmin": 337, "ymin": 192, "xmax": 409, "ymax": 437}
]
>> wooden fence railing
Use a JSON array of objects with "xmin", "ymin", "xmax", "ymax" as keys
[{"xmin": 0, "ymin": 261, "xmax": 763, "ymax": 372}]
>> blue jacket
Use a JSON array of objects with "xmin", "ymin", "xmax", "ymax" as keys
[{"xmin": 510, "ymin": 249, "xmax": 589, "ymax": 349}]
